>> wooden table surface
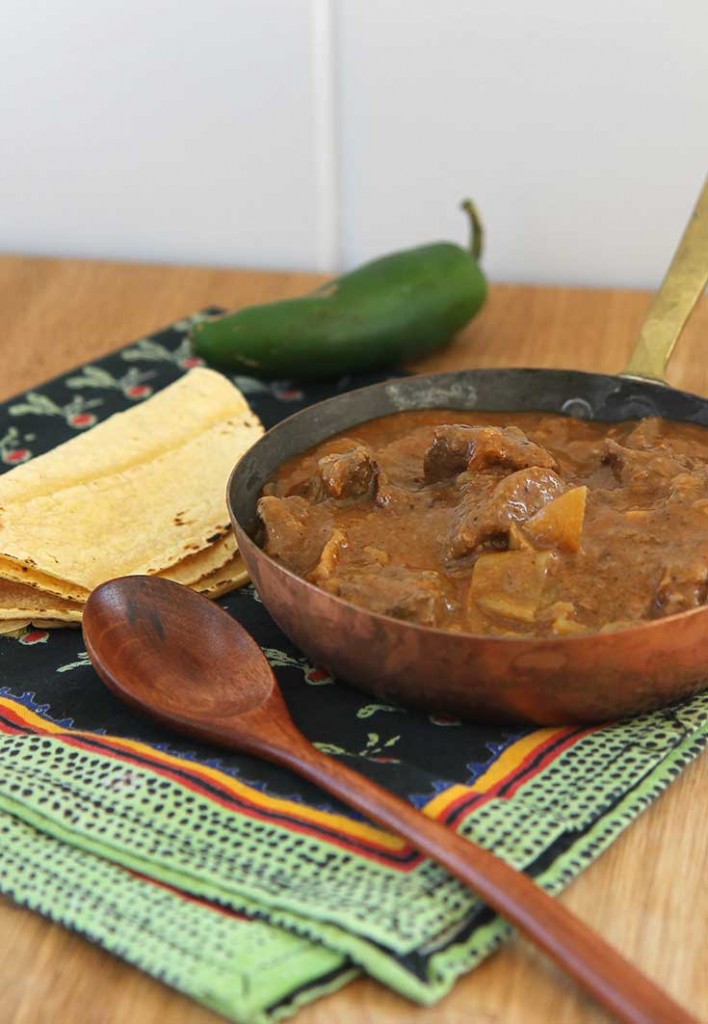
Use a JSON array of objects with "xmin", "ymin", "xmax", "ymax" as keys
[{"xmin": 1, "ymin": 254, "xmax": 706, "ymax": 1024}]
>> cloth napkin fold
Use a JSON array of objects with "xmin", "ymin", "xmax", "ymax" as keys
[{"xmin": 1, "ymin": 316, "xmax": 706, "ymax": 1024}]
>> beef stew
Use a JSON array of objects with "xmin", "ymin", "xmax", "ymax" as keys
[{"xmin": 257, "ymin": 410, "xmax": 708, "ymax": 638}]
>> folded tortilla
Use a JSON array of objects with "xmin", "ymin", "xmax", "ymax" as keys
[
  {"xmin": 0, "ymin": 578, "xmax": 83, "ymax": 621},
  {"xmin": 159, "ymin": 531, "xmax": 237, "ymax": 587},
  {"xmin": 0, "ymin": 368, "xmax": 262, "ymax": 614},
  {"xmin": 0, "ymin": 368, "xmax": 252, "ymax": 504},
  {"xmin": 0, "ymin": 551, "xmax": 250, "ymax": 629},
  {"xmin": 0, "ymin": 414, "xmax": 259, "ymax": 593},
  {"xmin": 192, "ymin": 553, "xmax": 250, "ymax": 598},
  {"xmin": 0, "ymin": 619, "xmax": 31, "ymax": 635}
]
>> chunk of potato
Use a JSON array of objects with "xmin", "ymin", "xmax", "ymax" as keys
[
  {"xmin": 524, "ymin": 486, "xmax": 587, "ymax": 552},
  {"xmin": 468, "ymin": 549, "xmax": 554, "ymax": 623},
  {"xmin": 309, "ymin": 529, "xmax": 348, "ymax": 583},
  {"xmin": 543, "ymin": 600, "xmax": 587, "ymax": 636}
]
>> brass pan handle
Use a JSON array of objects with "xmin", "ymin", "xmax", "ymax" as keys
[{"xmin": 623, "ymin": 174, "xmax": 708, "ymax": 383}]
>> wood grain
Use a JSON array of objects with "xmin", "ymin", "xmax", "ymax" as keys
[{"xmin": 0, "ymin": 254, "xmax": 706, "ymax": 1024}]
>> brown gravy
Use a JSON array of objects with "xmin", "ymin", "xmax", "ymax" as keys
[{"xmin": 257, "ymin": 411, "xmax": 708, "ymax": 637}]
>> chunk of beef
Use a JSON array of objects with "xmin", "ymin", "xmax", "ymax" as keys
[
  {"xmin": 468, "ymin": 425, "xmax": 558, "ymax": 473},
  {"xmin": 447, "ymin": 467, "xmax": 565, "ymax": 558},
  {"xmin": 322, "ymin": 566, "xmax": 446, "ymax": 626},
  {"xmin": 622, "ymin": 418, "xmax": 665, "ymax": 449},
  {"xmin": 655, "ymin": 559, "xmax": 708, "ymax": 616},
  {"xmin": 602, "ymin": 440, "xmax": 685, "ymax": 496},
  {"xmin": 257, "ymin": 495, "xmax": 333, "ymax": 576},
  {"xmin": 423, "ymin": 424, "xmax": 557, "ymax": 483},
  {"xmin": 319, "ymin": 446, "xmax": 377, "ymax": 498},
  {"xmin": 298, "ymin": 445, "xmax": 378, "ymax": 502},
  {"xmin": 669, "ymin": 469, "xmax": 708, "ymax": 503},
  {"xmin": 374, "ymin": 479, "xmax": 418, "ymax": 512},
  {"xmin": 423, "ymin": 425, "xmax": 478, "ymax": 483}
]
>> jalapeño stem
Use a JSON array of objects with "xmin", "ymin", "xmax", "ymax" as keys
[{"xmin": 461, "ymin": 198, "xmax": 484, "ymax": 261}]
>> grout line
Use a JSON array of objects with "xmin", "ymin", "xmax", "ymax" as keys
[{"xmin": 311, "ymin": 0, "xmax": 340, "ymax": 273}]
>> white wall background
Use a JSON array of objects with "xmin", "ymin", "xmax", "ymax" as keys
[{"xmin": 1, "ymin": 0, "xmax": 706, "ymax": 287}]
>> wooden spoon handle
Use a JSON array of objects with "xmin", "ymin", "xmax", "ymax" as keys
[{"xmin": 273, "ymin": 741, "xmax": 699, "ymax": 1024}]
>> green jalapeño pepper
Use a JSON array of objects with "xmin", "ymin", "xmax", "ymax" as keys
[{"xmin": 190, "ymin": 200, "xmax": 487, "ymax": 378}]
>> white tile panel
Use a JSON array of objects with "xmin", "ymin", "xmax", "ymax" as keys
[
  {"xmin": 0, "ymin": 0, "xmax": 326, "ymax": 270},
  {"xmin": 336, "ymin": 0, "xmax": 708, "ymax": 287}
]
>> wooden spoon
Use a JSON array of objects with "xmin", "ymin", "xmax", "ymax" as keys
[{"xmin": 82, "ymin": 576, "xmax": 699, "ymax": 1024}]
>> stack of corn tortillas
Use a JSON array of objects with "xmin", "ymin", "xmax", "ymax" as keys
[{"xmin": 0, "ymin": 368, "xmax": 264, "ymax": 634}]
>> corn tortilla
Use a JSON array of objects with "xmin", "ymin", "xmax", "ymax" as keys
[
  {"xmin": 0, "ymin": 368, "xmax": 252, "ymax": 505},
  {"xmin": 0, "ymin": 552, "xmax": 250, "ymax": 627},
  {"xmin": 0, "ymin": 528, "xmax": 241, "ymax": 602},
  {"xmin": 159, "ymin": 531, "xmax": 237, "ymax": 587},
  {"xmin": 0, "ymin": 618, "xmax": 81, "ymax": 634},
  {"xmin": 0, "ymin": 369, "xmax": 261, "ymax": 616},
  {"xmin": 0, "ymin": 579, "xmax": 83, "ymax": 621},
  {"xmin": 0, "ymin": 558, "xmax": 89, "ymax": 602},
  {"xmin": 0, "ymin": 619, "xmax": 31, "ymax": 635},
  {"xmin": 192, "ymin": 553, "xmax": 250, "ymax": 598},
  {"xmin": 0, "ymin": 413, "xmax": 261, "ymax": 592}
]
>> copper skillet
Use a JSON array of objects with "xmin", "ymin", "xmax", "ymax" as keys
[{"xmin": 228, "ymin": 178, "xmax": 708, "ymax": 726}]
